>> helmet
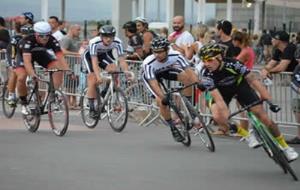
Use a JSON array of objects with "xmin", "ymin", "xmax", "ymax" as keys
[
  {"xmin": 151, "ymin": 37, "xmax": 170, "ymax": 51},
  {"xmin": 122, "ymin": 21, "xmax": 137, "ymax": 33},
  {"xmin": 22, "ymin": 12, "xmax": 34, "ymax": 21},
  {"xmin": 99, "ymin": 25, "xmax": 116, "ymax": 37},
  {"xmin": 33, "ymin": 21, "xmax": 51, "ymax": 35},
  {"xmin": 134, "ymin": 17, "xmax": 148, "ymax": 24},
  {"xmin": 198, "ymin": 43, "xmax": 223, "ymax": 61}
]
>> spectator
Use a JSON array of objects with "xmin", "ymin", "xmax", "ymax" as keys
[
  {"xmin": 61, "ymin": 24, "xmax": 82, "ymax": 109},
  {"xmin": 259, "ymin": 29, "xmax": 273, "ymax": 63},
  {"xmin": 159, "ymin": 27, "xmax": 168, "ymax": 38},
  {"xmin": 134, "ymin": 17, "xmax": 156, "ymax": 57},
  {"xmin": 122, "ymin": 21, "xmax": 144, "ymax": 60},
  {"xmin": 59, "ymin": 20, "xmax": 67, "ymax": 35},
  {"xmin": 0, "ymin": 16, "xmax": 10, "ymax": 49},
  {"xmin": 48, "ymin": 16, "xmax": 65, "ymax": 41},
  {"xmin": 215, "ymin": 19, "xmax": 240, "ymax": 58},
  {"xmin": 168, "ymin": 15, "xmax": 194, "ymax": 55}
]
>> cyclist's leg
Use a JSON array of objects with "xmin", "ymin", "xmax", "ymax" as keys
[
  {"xmin": 15, "ymin": 67, "xmax": 28, "ymax": 113},
  {"xmin": 7, "ymin": 68, "xmax": 17, "ymax": 104},
  {"xmin": 47, "ymin": 61, "xmax": 63, "ymax": 89},
  {"xmin": 177, "ymin": 67, "xmax": 199, "ymax": 102}
]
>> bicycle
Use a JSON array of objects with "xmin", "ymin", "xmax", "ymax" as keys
[
  {"xmin": 80, "ymin": 70, "xmax": 134, "ymax": 132},
  {"xmin": 23, "ymin": 69, "xmax": 70, "ymax": 136},
  {"xmin": 161, "ymin": 81, "xmax": 215, "ymax": 151},
  {"xmin": 229, "ymin": 100, "xmax": 298, "ymax": 181}
]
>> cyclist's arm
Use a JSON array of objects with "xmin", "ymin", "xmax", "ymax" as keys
[
  {"xmin": 245, "ymin": 72, "xmax": 272, "ymax": 100},
  {"xmin": 148, "ymin": 79, "xmax": 164, "ymax": 100},
  {"xmin": 23, "ymin": 53, "xmax": 35, "ymax": 77}
]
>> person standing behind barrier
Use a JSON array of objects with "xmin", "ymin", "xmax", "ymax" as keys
[
  {"xmin": 48, "ymin": 16, "xmax": 65, "ymax": 42},
  {"xmin": 123, "ymin": 21, "xmax": 144, "ymax": 60},
  {"xmin": 259, "ymin": 30, "xmax": 273, "ymax": 64},
  {"xmin": 60, "ymin": 24, "xmax": 82, "ymax": 109},
  {"xmin": 215, "ymin": 20, "xmax": 240, "ymax": 58},
  {"xmin": 168, "ymin": 15, "xmax": 194, "ymax": 55},
  {"xmin": 0, "ymin": 17, "xmax": 10, "ymax": 49},
  {"xmin": 135, "ymin": 17, "xmax": 156, "ymax": 57}
]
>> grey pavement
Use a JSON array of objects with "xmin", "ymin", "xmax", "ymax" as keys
[{"xmin": 0, "ymin": 108, "xmax": 299, "ymax": 190}]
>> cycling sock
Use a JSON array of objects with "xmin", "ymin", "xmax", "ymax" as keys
[
  {"xmin": 88, "ymin": 98, "xmax": 95, "ymax": 110},
  {"xmin": 19, "ymin": 96, "xmax": 27, "ymax": 105},
  {"xmin": 237, "ymin": 126, "xmax": 249, "ymax": 137},
  {"xmin": 276, "ymin": 135, "xmax": 288, "ymax": 148},
  {"xmin": 8, "ymin": 92, "xmax": 16, "ymax": 98}
]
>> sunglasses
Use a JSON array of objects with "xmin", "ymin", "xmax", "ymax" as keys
[{"xmin": 37, "ymin": 34, "xmax": 50, "ymax": 39}]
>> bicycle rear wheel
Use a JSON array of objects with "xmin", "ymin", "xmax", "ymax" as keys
[
  {"xmin": 23, "ymin": 88, "xmax": 40, "ymax": 133},
  {"xmin": 254, "ymin": 126, "xmax": 298, "ymax": 181},
  {"xmin": 48, "ymin": 90, "xmax": 69, "ymax": 136},
  {"xmin": 80, "ymin": 88, "xmax": 101, "ymax": 128},
  {"xmin": 184, "ymin": 97, "xmax": 215, "ymax": 152},
  {"xmin": 0, "ymin": 76, "xmax": 5, "ymax": 98},
  {"xmin": 107, "ymin": 87, "xmax": 128, "ymax": 132},
  {"xmin": 2, "ymin": 84, "xmax": 16, "ymax": 118}
]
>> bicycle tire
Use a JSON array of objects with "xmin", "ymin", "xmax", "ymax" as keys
[
  {"xmin": 107, "ymin": 87, "xmax": 128, "ymax": 132},
  {"xmin": 2, "ymin": 84, "xmax": 16, "ymax": 118},
  {"xmin": 254, "ymin": 124, "xmax": 298, "ymax": 181},
  {"xmin": 184, "ymin": 97, "xmax": 215, "ymax": 152},
  {"xmin": 169, "ymin": 102, "xmax": 191, "ymax": 147},
  {"xmin": 80, "ymin": 88, "xmax": 101, "ymax": 128},
  {"xmin": 23, "ymin": 87, "xmax": 40, "ymax": 133},
  {"xmin": 0, "ymin": 76, "xmax": 5, "ymax": 98},
  {"xmin": 48, "ymin": 89, "xmax": 69, "ymax": 136}
]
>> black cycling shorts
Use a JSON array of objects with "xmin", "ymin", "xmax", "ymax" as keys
[{"xmin": 81, "ymin": 50, "xmax": 115, "ymax": 73}]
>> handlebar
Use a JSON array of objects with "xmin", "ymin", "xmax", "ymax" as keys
[{"xmin": 228, "ymin": 99, "xmax": 281, "ymax": 119}]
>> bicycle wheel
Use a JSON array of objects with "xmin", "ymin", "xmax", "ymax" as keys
[
  {"xmin": 169, "ymin": 102, "xmax": 191, "ymax": 147},
  {"xmin": 0, "ymin": 76, "xmax": 5, "ymax": 98},
  {"xmin": 254, "ymin": 125, "xmax": 298, "ymax": 181},
  {"xmin": 48, "ymin": 90, "xmax": 69, "ymax": 136},
  {"xmin": 2, "ymin": 84, "xmax": 16, "ymax": 118},
  {"xmin": 23, "ymin": 88, "xmax": 41, "ymax": 133},
  {"xmin": 184, "ymin": 97, "xmax": 215, "ymax": 152},
  {"xmin": 80, "ymin": 88, "xmax": 101, "ymax": 128},
  {"xmin": 107, "ymin": 87, "xmax": 128, "ymax": 132}
]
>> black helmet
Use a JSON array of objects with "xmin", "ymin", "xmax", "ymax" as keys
[
  {"xmin": 122, "ymin": 21, "xmax": 137, "ymax": 33},
  {"xmin": 151, "ymin": 37, "xmax": 170, "ymax": 51},
  {"xmin": 99, "ymin": 25, "xmax": 116, "ymax": 37},
  {"xmin": 198, "ymin": 43, "xmax": 223, "ymax": 61}
]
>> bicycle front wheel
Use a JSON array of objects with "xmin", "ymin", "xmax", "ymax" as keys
[
  {"xmin": 254, "ymin": 126, "xmax": 298, "ymax": 181},
  {"xmin": 23, "ymin": 88, "xmax": 41, "ymax": 133},
  {"xmin": 2, "ymin": 84, "xmax": 16, "ymax": 118},
  {"xmin": 107, "ymin": 87, "xmax": 128, "ymax": 132},
  {"xmin": 48, "ymin": 90, "xmax": 69, "ymax": 136},
  {"xmin": 184, "ymin": 97, "xmax": 215, "ymax": 152}
]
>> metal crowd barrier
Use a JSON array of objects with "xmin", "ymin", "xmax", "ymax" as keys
[{"xmin": 1, "ymin": 52, "xmax": 299, "ymax": 129}]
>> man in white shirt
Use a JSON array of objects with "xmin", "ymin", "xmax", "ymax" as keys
[
  {"xmin": 48, "ymin": 16, "xmax": 65, "ymax": 42},
  {"xmin": 168, "ymin": 15, "xmax": 194, "ymax": 55}
]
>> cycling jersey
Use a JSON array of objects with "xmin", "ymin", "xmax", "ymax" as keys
[
  {"xmin": 18, "ymin": 34, "xmax": 62, "ymax": 68},
  {"xmin": 142, "ymin": 49, "xmax": 190, "ymax": 98},
  {"xmin": 6, "ymin": 34, "xmax": 23, "ymax": 68},
  {"xmin": 201, "ymin": 58, "xmax": 259, "ymax": 106},
  {"xmin": 81, "ymin": 36, "xmax": 125, "ymax": 73}
]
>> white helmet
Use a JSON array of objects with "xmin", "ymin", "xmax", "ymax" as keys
[{"xmin": 33, "ymin": 21, "xmax": 51, "ymax": 35}]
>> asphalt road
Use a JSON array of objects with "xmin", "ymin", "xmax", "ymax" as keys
[{"xmin": 0, "ymin": 108, "xmax": 299, "ymax": 190}]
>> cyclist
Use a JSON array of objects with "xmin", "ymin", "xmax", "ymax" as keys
[
  {"xmin": 141, "ymin": 37, "xmax": 228, "ymax": 142},
  {"xmin": 6, "ymin": 12, "xmax": 35, "ymax": 106},
  {"xmin": 82, "ymin": 25, "xmax": 129, "ymax": 118},
  {"xmin": 198, "ymin": 43, "xmax": 298, "ymax": 162},
  {"xmin": 18, "ymin": 21, "xmax": 70, "ymax": 114}
]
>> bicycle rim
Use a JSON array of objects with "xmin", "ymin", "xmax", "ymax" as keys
[
  {"xmin": 23, "ymin": 89, "xmax": 40, "ymax": 133},
  {"xmin": 2, "ymin": 85, "xmax": 16, "ymax": 118},
  {"xmin": 107, "ymin": 88, "xmax": 128, "ymax": 132},
  {"xmin": 48, "ymin": 90, "xmax": 69, "ymax": 136},
  {"xmin": 80, "ymin": 88, "xmax": 100, "ymax": 128},
  {"xmin": 170, "ymin": 104, "xmax": 191, "ymax": 147}
]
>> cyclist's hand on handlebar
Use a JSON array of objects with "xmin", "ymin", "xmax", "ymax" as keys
[{"xmin": 266, "ymin": 100, "xmax": 281, "ymax": 113}]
